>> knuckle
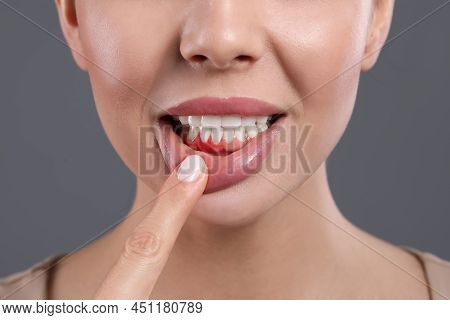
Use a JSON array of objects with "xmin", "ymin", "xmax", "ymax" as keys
[{"xmin": 122, "ymin": 230, "xmax": 163, "ymax": 265}]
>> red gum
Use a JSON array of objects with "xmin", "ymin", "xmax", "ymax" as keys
[{"xmin": 181, "ymin": 129, "xmax": 247, "ymax": 155}]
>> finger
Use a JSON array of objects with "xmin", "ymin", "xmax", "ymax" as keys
[{"xmin": 93, "ymin": 155, "xmax": 207, "ymax": 299}]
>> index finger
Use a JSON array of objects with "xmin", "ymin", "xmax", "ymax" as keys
[{"xmin": 93, "ymin": 155, "xmax": 207, "ymax": 299}]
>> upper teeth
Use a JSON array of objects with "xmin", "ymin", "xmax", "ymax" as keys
[{"xmin": 177, "ymin": 115, "xmax": 270, "ymax": 143}]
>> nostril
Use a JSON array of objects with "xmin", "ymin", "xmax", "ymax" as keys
[
  {"xmin": 188, "ymin": 54, "xmax": 253, "ymax": 69},
  {"xmin": 190, "ymin": 55, "xmax": 208, "ymax": 64},
  {"xmin": 236, "ymin": 55, "xmax": 252, "ymax": 62}
]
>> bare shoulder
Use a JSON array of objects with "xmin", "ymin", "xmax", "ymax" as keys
[
  {"xmin": 409, "ymin": 249, "xmax": 450, "ymax": 300},
  {"xmin": 0, "ymin": 255, "xmax": 63, "ymax": 300}
]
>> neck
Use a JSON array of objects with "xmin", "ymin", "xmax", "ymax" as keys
[
  {"xmin": 53, "ymin": 164, "xmax": 429, "ymax": 299},
  {"xmin": 97, "ymin": 164, "xmax": 360, "ymax": 298},
  {"xmin": 57, "ymin": 164, "xmax": 382, "ymax": 299}
]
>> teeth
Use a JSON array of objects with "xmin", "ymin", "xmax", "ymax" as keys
[
  {"xmin": 257, "ymin": 124, "xmax": 268, "ymax": 133},
  {"xmin": 188, "ymin": 116, "xmax": 202, "ymax": 127},
  {"xmin": 200, "ymin": 127, "xmax": 211, "ymax": 143},
  {"xmin": 179, "ymin": 116, "xmax": 189, "ymax": 125},
  {"xmin": 246, "ymin": 126, "xmax": 258, "ymax": 138},
  {"xmin": 188, "ymin": 126, "xmax": 200, "ymax": 141},
  {"xmin": 223, "ymin": 128, "xmax": 235, "ymax": 143},
  {"xmin": 221, "ymin": 116, "xmax": 241, "ymax": 128},
  {"xmin": 256, "ymin": 116, "xmax": 269, "ymax": 125},
  {"xmin": 211, "ymin": 127, "xmax": 223, "ymax": 144},
  {"xmin": 177, "ymin": 115, "xmax": 275, "ymax": 144},
  {"xmin": 201, "ymin": 116, "xmax": 221, "ymax": 128},
  {"xmin": 234, "ymin": 127, "xmax": 245, "ymax": 142},
  {"xmin": 241, "ymin": 117, "xmax": 256, "ymax": 126}
]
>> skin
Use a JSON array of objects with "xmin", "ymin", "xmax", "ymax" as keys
[{"xmin": 50, "ymin": 0, "xmax": 431, "ymax": 299}]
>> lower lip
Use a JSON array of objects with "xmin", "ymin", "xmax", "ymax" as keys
[{"xmin": 158, "ymin": 119, "xmax": 284, "ymax": 193}]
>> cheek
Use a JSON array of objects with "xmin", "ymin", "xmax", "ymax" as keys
[
  {"xmin": 76, "ymin": 3, "xmax": 178, "ymax": 188},
  {"xmin": 268, "ymin": 3, "xmax": 370, "ymax": 167},
  {"xmin": 79, "ymin": 3, "xmax": 176, "ymax": 110},
  {"xmin": 78, "ymin": 1, "xmax": 178, "ymax": 90}
]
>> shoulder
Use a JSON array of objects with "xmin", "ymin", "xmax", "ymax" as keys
[
  {"xmin": 408, "ymin": 247, "xmax": 450, "ymax": 300},
  {"xmin": 0, "ymin": 255, "xmax": 64, "ymax": 300}
]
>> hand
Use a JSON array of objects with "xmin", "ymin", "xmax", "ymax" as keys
[{"xmin": 93, "ymin": 155, "xmax": 207, "ymax": 299}]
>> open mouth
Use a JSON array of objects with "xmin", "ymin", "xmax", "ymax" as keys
[
  {"xmin": 157, "ymin": 97, "xmax": 286, "ymax": 193},
  {"xmin": 161, "ymin": 113, "xmax": 284, "ymax": 156}
]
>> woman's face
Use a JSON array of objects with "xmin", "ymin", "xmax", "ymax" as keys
[{"xmin": 57, "ymin": 0, "xmax": 393, "ymax": 226}]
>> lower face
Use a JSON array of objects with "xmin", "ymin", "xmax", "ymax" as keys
[{"xmin": 77, "ymin": 1, "xmax": 372, "ymax": 226}]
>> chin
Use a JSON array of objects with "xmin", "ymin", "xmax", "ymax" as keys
[
  {"xmin": 189, "ymin": 184, "xmax": 279, "ymax": 227},
  {"xmin": 182, "ymin": 144, "xmax": 316, "ymax": 228}
]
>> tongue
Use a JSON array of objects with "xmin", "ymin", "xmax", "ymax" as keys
[{"xmin": 182, "ymin": 132, "xmax": 246, "ymax": 155}]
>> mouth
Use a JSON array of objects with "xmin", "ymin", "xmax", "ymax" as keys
[
  {"xmin": 162, "ymin": 113, "xmax": 284, "ymax": 156},
  {"xmin": 157, "ymin": 97, "xmax": 286, "ymax": 193}
]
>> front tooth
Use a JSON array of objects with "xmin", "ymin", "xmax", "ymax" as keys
[
  {"xmin": 256, "ymin": 116, "xmax": 269, "ymax": 125},
  {"xmin": 179, "ymin": 116, "xmax": 189, "ymax": 125},
  {"xmin": 221, "ymin": 116, "xmax": 241, "ymax": 128},
  {"xmin": 201, "ymin": 116, "xmax": 221, "ymax": 128},
  {"xmin": 188, "ymin": 116, "xmax": 201, "ymax": 126},
  {"xmin": 234, "ymin": 127, "xmax": 246, "ymax": 142},
  {"xmin": 257, "ymin": 124, "xmax": 268, "ymax": 132},
  {"xmin": 200, "ymin": 127, "xmax": 211, "ymax": 143},
  {"xmin": 241, "ymin": 117, "xmax": 256, "ymax": 126},
  {"xmin": 223, "ymin": 128, "xmax": 234, "ymax": 143},
  {"xmin": 188, "ymin": 126, "xmax": 200, "ymax": 141},
  {"xmin": 211, "ymin": 127, "xmax": 223, "ymax": 144},
  {"xmin": 246, "ymin": 126, "xmax": 258, "ymax": 138}
]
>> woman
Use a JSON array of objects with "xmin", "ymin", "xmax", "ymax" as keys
[{"xmin": 1, "ymin": 0, "xmax": 449, "ymax": 299}]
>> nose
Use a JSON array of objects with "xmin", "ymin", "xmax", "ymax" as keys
[{"xmin": 179, "ymin": 1, "xmax": 265, "ymax": 70}]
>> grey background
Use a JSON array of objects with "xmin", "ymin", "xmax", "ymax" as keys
[{"xmin": 0, "ymin": 1, "xmax": 449, "ymax": 277}]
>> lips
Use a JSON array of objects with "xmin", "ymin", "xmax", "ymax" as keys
[
  {"xmin": 166, "ymin": 97, "xmax": 281, "ymax": 116},
  {"xmin": 157, "ymin": 97, "xmax": 285, "ymax": 193}
]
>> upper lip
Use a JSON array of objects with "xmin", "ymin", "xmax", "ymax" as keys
[{"xmin": 164, "ymin": 97, "xmax": 283, "ymax": 117}]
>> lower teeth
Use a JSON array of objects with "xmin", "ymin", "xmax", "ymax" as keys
[{"xmin": 183, "ymin": 123, "xmax": 269, "ymax": 144}]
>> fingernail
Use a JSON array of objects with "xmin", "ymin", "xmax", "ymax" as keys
[{"xmin": 177, "ymin": 155, "xmax": 206, "ymax": 182}]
